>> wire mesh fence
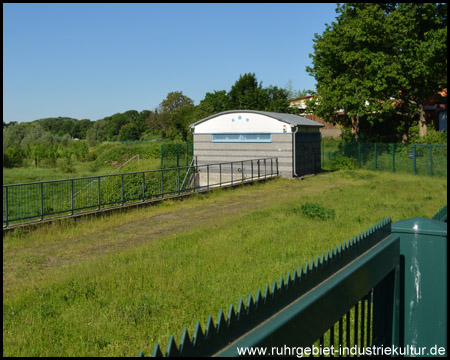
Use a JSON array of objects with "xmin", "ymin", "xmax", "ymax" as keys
[
  {"xmin": 3, "ymin": 157, "xmax": 278, "ymax": 228},
  {"xmin": 322, "ymin": 142, "xmax": 447, "ymax": 177},
  {"xmin": 160, "ymin": 142, "xmax": 193, "ymax": 169}
]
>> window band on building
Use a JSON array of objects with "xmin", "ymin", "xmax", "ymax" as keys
[{"xmin": 212, "ymin": 134, "xmax": 272, "ymax": 143}]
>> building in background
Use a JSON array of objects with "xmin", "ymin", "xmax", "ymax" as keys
[
  {"xmin": 189, "ymin": 110, "xmax": 323, "ymax": 183},
  {"xmin": 289, "ymin": 96, "xmax": 342, "ymax": 139}
]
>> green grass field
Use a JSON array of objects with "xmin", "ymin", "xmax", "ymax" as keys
[
  {"xmin": 3, "ymin": 140, "xmax": 192, "ymax": 185},
  {"xmin": 3, "ymin": 141, "xmax": 193, "ymax": 227},
  {"xmin": 2, "ymin": 151, "xmax": 161, "ymax": 185},
  {"xmin": 3, "ymin": 159, "xmax": 190, "ymax": 227},
  {"xmin": 3, "ymin": 170, "xmax": 447, "ymax": 356}
]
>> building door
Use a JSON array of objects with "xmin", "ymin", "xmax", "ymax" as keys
[{"xmin": 295, "ymin": 132, "xmax": 321, "ymax": 176}]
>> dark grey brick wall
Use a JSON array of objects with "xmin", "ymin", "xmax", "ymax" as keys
[{"xmin": 193, "ymin": 134, "xmax": 294, "ymax": 177}]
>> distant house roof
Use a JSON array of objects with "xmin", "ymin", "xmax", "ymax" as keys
[
  {"xmin": 190, "ymin": 110, "xmax": 324, "ymax": 128},
  {"xmin": 290, "ymin": 95, "xmax": 315, "ymax": 102}
]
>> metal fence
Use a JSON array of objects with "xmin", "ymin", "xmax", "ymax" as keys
[
  {"xmin": 160, "ymin": 142, "xmax": 193, "ymax": 169},
  {"xmin": 140, "ymin": 204, "xmax": 447, "ymax": 357},
  {"xmin": 2, "ymin": 157, "xmax": 278, "ymax": 228},
  {"xmin": 322, "ymin": 142, "xmax": 447, "ymax": 177}
]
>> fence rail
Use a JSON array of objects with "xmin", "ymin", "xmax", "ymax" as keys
[
  {"xmin": 322, "ymin": 142, "xmax": 447, "ymax": 177},
  {"xmin": 140, "ymin": 204, "xmax": 447, "ymax": 357},
  {"xmin": 2, "ymin": 158, "xmax": 278, "ymax": 228}
]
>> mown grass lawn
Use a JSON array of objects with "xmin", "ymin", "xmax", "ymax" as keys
[{"xmin": 3, "ymin": 169, "xmax": 447, "ymax": 356}]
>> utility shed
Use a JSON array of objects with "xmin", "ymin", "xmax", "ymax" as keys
[{"xmin": 189, "ymin": 110, "xmax": 324, "ymax": 178}]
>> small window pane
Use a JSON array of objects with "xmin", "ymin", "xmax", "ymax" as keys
[
  {"xmin": 212, "ymin": 134, "xmax": 271, "ymax": 142},
  {"xmin": 213, "ymin": 134, "xmax": 241, "ymax": 141},
  {"xmin": 241, "ymin": 134, "xmax": 271, "ymax": 141}
]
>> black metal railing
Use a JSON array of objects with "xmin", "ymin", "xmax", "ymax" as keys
[{"xmin": 3, "ymin": 158, "xmax": 278, "ymax": 228}]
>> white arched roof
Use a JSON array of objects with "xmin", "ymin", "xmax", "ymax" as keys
[{"xmin": 190, "ymin": 110, "xmax": 323, "ymax": 133}]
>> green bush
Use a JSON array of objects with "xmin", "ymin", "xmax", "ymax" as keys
[
  {"xmin": 300, "ymin": 202, "xmax": 336, "ymax": 220},
  {"xmin": 329, "ymin": 155, "xmax": 356, "ymax": 170},
  {"xmin": 409, "ymin": 129, "xmax": 447, "ymax": 145},
  {"xmin": 60, "ymin": 157, "xmax": 75, "ymax": 173},
  {"xmin": 3, "ymin": 146, "xmax": 25, "ymax": 168}
]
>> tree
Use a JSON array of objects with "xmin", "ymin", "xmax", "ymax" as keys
[
  {"xmin": 152, "ymin": 92, "xmax": 195, "ymax": 140},
  {"xmin": 224, "ymin": 73, "xmax": 293, "ymax": 112},
  {"xmin": 285, "ymin": 80, "xmax": 312, "ymax": 100},
  {"xmin": 3, "ymin": 123, "xmax": 26, "ymax": 152},
  {"xmin": 307, "ymin": 3, "xmax": 447, "ymax": 141},
  {"xmin": 3, "ymin": 146, "xmax": 25, "ymax": 168},
  {"xmin": 70, "ymin": 140, "xmax": 89, "ymax": 161},
  {"xmin": 263, "ymin": 86, "xmax": 292, "ymax": 113},
  {"xmin": 72, "ymin": 119, "xmax": 93, "ymax": 139},
  {"xmin": 307, "ymin": 3, "xmax": 398, "ymax": 141},
  {"xmin": 169, "ymin": 105, "xmax": 196, "ymax": 140},
  {"xmin": 160, "ymin": 91, "xmax": 194, "ymax": 112},
  {"xmin": 46, "ymin": 143, "xmax": 60, "ymax": 167},
  {"xmin": 21, "ymin": 124, "xmax": 53, "ymax": 147},
  {"xmin": 106, "ymin": 113, "xmax": 128, "ymax": 140},
  {"xmin": 85, "ymin": 127, "xmax": 97, "ymax": 147},
  {"xmin": 227, "ymin": 73, "xmax": 265, "ymax": 110},
  {"xmin": 25, "ymin": 143, "xmax": 47, "ymax": 167},
  {"xmin": 198, "ymin": 90, "xmax": 228, "ymax": 116},
  {"xmin": 119, "ymin": 123, "xmax": 140, "ymax": 141},
  {"xmin": 387, "ymin": 3, "xmax": 447, "ymax": 137},
  {"xmin": 86, "ymin": 119, "xmax": 108, "ymax": 146}
]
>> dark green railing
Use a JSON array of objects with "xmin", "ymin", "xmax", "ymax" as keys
[
  {"xmin": 140, "ymin": 204, "xmax": 447, "ymax": 357},
  {"xmin": 3, "ymin": 157, "xmax": 278, "ymax": 228},
  {"xmin": 432, "ymin": 204, "xmax": 447, "ymax": 222},
  {"xmin": 322, "ymin": 142, "xmax": 447, "ymax": 177}
]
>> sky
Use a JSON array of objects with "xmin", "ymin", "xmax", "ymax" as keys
[{"xmin": 3, "ymin": 3, "xmax": 339, "ymax": 123}]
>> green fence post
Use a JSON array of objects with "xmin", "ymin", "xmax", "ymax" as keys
[
  {"xmin": 161, "ymin": 169, "xmax": 164, "ymax": 198},
  {"xmin": 374, "ymin": 143, "xmax": 378, "ymax": 170},
  {"xmin": 177, "ymin": 168, "xmax": 180, "ymax": 195},
  {"xmin": 322, "ymin": 142, "xmax": 325, "ymax": 168},
  {"xmin": 392, "ymin": 143, "xmax": 396, "ymax": 173},
  {"xmin": 40, "ymin": 182, "xmax": 44, "ymax": 221},
  {"xmin": 5, "ymin": 186, "xmax": 9, "ymax": 227},
  {"xmin": 231, "ymin": 162, "xmax": 233, "ymax": 185},
  {"xmin": 391, "ymin": 217, "xmax": 447, "ymax": 351},
  {"xmin": 142, "ymin": 172, "xmax": 146, "ymax": 201},
  {"xmin": 177, "ymin": 143, "xmax": 179, "ymax": 168},
  {"xmin": 121, "ymin": 174, "xmax": 124, "ymax": 205},
  {"xmin": 97, "ymin": 177, "xmax": 101, "ymax": 210},
  {"xmin": 193, "ymin": 165, "xmax": 196, "ymax": 192},
  {"xmin": 413, "ymin": 144, "xmax": 416, "ymax": 175},
  {"xmin": 160, "ymin": 144, "xmax": 163, "ymax": 169},
  {"xmin": 429, "ymin": 145, "xmax": 433, "ymax": 177},
  {"xmin": 71, "ymin": 179, "xmax": 74, "ymax": 215}
]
